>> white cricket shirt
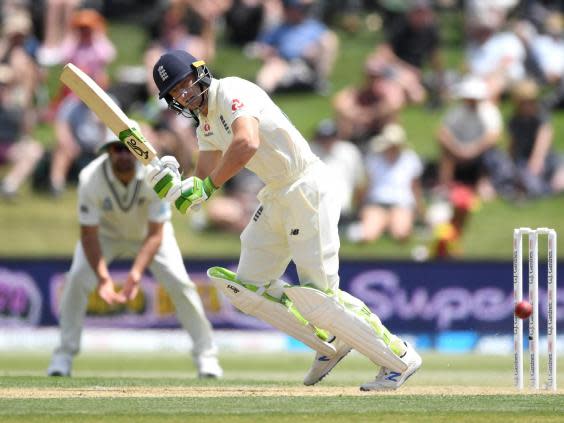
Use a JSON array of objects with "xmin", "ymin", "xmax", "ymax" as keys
[
  {"xmin": 77, "ymin": 154, "xmax": 171, "ymax": 241},
  {"xmin": 196, "ymin": 77, "xmax": 319, "ymax": 185}
]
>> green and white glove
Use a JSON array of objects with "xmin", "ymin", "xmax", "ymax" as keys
[
  {"xmin": 172, "ymin": 175, "xmax": 218, "ymax": 214},
  {"xmin": 146, "ymin": 156, "xmax": 181, "ymax": 200}
]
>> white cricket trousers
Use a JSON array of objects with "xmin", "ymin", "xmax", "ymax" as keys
[
  {"xmin": 237, "ymin": 161, "xmax": 341, "ymax": 292},
  {"xmin": 54, "ymin": 226, "xmax": 217, "ymax": 360}
]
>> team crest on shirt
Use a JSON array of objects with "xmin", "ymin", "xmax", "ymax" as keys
[
  {"xmin": 231, "ymin": 99, "xmax": 244, "ymax": 112},
  {"xmin": 102, "ymin": 197, "xmax": 113, "ymax": 211},
  {"xmin": 203, "ymin": 122, "xmax": 213, "ymax": 136}
]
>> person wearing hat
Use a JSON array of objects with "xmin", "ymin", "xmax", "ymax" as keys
[
  {"xmin": 346, "ymin": 123, "xmax": 424, "ymax": 243},
  {"xmin": 47, "ymin": 121, "xmax": 222, "ymax": 379},
  {"xmin": 146, "ymin": 50, "xmax": 422, "ymax": 391},
  {"xmin": 508, "ymin": 79, "xmax": 564, "ymax": 197},
  {"xmin": 0, "ymin": 64, "xmax": 43, "ymax": 198},
  {"xmin": 436, "ymin": 75, "xmax": 503, "ymax": 199},
  {"xmin": 310, "ymin": 118, "xmax": 365, "ymax": 224}
]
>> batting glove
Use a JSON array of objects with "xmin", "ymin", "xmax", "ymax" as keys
[
  {"xmin": 146, "ymin": 156, "xmax": 181, "ymax": 200},
  {"xmin": 171, "ymin": 176, "xmax": 219, "ymax": 214}
]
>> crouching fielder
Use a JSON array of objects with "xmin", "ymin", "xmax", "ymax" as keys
[
  {"xmin": 148, "ymin": 50, "xmax": 421, "ymax": 390},
  {"xmin": 47, "ymin": 125, "xmax": 221, "ymax": 379}
]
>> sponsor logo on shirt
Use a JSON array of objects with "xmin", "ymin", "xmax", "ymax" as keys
[
  {"xmin": 203, "ymin": 122, "xmax": 213, "ymax": 136},
  {"xmin": 80, "ymin": 204, "xmax": 89, "ymax": 214},
  {"xmin": 253, "ymin": 206, "xmax": 263, "ymax": 222},
  {"xmin": 231, "ymin": 99, "xmax": 244, "ymax": 112},
  {"xmin": 219, "ymin": 115, "xmax": 231, "ymax": 134}
]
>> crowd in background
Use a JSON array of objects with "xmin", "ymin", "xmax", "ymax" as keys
[{"xmin": 0, "ymin": 0, "xmax": 563, "ymax": 258}]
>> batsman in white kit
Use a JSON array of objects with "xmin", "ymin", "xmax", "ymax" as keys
[
  {"xmin": 147, "ymin": 50, "xmax": 421, "ymax": 390},
  {"xmin": 47, "ymin": 123, "xmax": 222, "ymax": 378}
]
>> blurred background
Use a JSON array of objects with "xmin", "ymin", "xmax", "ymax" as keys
[{"xmin": 0, "ymin": 0, "xmax": 563, "ymax": 363}]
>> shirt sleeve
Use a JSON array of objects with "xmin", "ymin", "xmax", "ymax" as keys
[
  {"xmin": 77, "ymin": 176, "xmax": 100, "ymax": 226},
  {"xmin": 218, "ymin": 80, "xmax": 262, "ymax": 127},
  {"xmin": 480, "ymin": 102, "xmax": 502, "ymax": 133}
]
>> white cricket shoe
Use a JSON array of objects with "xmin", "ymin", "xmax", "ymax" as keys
[
  {"xmin": 195, "ymin": 355, "xmax": 223, "ymax": 379},
  {"xmin": 47, "ymin": 353, "xmax": 72, "ymax": 377},
  {"xmin": 360, "ymin": 342, "xmax": 422, "ymax": 391},
  {"xmin": 304, "ymin": 336, "xmax": 352, "ymax": 386}
]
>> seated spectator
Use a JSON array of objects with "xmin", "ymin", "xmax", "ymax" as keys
[
  {"xmin": 464, "ymin": 11, "xmax": 526, "ymax": 100},
  {"xmin": 346, "ymin": 123, "xmax": 424, "ymax": 243},
  {"xmin": 253, "ymin": 0, "xmax": 339, "ymax": 94},
  {"xmin": 310, "ymin": 119, "xmax": 365, "ymax": 224},
  {"xmin": 49, "ymin": 95, "xmax": 106, "ymax": 196},
  {"xmin": 57, "ymin": 8, "xmax": 116, "ymax": 89},
  {"xmin": 436, "ymin": 76, "xmax": 509, "ymax": 200},
  {"xmin": 333, "ymin": 59, "xmax": 405, "ymax": 146},
  {"xmin": 529, "ymin": 12, "xmax": 564, "ymax": 87},
  {"xmin": 0, "ymin": 65, "xmax": 43, "ymax": 199},
  {"xmin": 367, "ymin": 0, "xmax": 442, "ymax": 105},
  {"xmin": 0, "ymin": 10, "xmax": 40, "ymax": 111},
  {"xmin": 508, "ymin": 79, "xmax": 564, "ymax": 197}
]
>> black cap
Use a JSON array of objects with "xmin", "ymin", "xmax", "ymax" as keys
[{"xmin": 153, "ymin": 50, "xmax": 199, "ymax": 99}]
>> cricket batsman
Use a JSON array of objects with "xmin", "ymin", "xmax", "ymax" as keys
[
  {"xmin": 47, "ymin": 123, "xmax": 222, "ymax": 378},
  {"xmin": 147, "ymin": 50, "xmax": 421, "ymax": 390}
]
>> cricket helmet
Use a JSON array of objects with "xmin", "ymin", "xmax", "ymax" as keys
[{"xmin": 152, "ymin": 50, "xmax": 212, "ymax": 121}]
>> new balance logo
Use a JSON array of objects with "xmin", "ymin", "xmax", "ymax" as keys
[
  {"xmin": 157, "ymin": 65, "xmax": 168, "ymax": 81},
  {"xmin": 290, "ymin": 228, "xmax": 299, "ymax": 236},
  {"xmin": 226, "ymin": 284, "xmax": 240, "ymax": 294},
  {"xmin": 385, "ymin": 372, "xmax": 401, "ymax": 382},
  {"xmin": 318, "ymin": 356, "xmax": 330, "ymax": 362}
]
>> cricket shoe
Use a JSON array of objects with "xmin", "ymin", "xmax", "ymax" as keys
[
  {"xmin": 360, "ymin": 342, "xmax": 422, "ymax": 391},
  {"xmin": 47, "ymin": 353, "xmax": 72, "ymax": 377},
  {"xmin": 304, "ymin": 336, "xmax": 352, "ymax": 386},
  {"xmin": 195, "ymin": 355, "xmax": 223, "ymax": 379}
]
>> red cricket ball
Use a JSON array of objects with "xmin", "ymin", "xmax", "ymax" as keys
[{"xmin": 515, "ymin": 300, "xmax": 533, "ymax": 319}]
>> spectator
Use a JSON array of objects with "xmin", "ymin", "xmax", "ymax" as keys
[
  {"xmin": 508, "ymin": 79, "xmax": 564, "ymax": 197},
  {"xmin": 310, "ymin": 119, "xmax": 365, "ymax": 224},
  {"xmin": 464, "ymin": 11, "xmax": 526, "ymax": 99},
  {"xmin": 436, "ymin": 76, "xmax": 507, "ymax": 200},
  {"xmin": 57, "ymin": 8, "xmax": 116, "ymax": 89},
  {"xmin": 253, "ymin": 0, "xmax": 339, "ymax": 94},
  {"xmin": 49, "ymin": 95, "xmax": 106, "ymax": 196},
  {"xmin": 368, "ymin": 0, "xmax": 442, "ymax": 105},
  {"xmin": 0, "ymin": 65, "xmax": 43, "ymax": 199},
  {"xmin": 528, "ymin": 12, "xmax": 564, "ymax": 87},
  {"xmin": 333, "ymin": 59, "xmax": 405, "ymax": 146},
  {"xmin": 37, "ymin": 0, "xmax": 81, "ymax": 66},
  {"xmin": 0, "ymin": 10, "xmax": 40, "ymax": 110},
  {"xmin": 346, "ymin": 123, "xmax": 424, "ymax": 243}
]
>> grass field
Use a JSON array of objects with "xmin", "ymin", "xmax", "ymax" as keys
[{"xmin": 1, "ymin": 351, "xmax": 563, "ymax": 422}]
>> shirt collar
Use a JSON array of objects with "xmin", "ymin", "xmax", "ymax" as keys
[{"xmin": 203, "ymin": 78, "xmax": 219, "ymax": 116}]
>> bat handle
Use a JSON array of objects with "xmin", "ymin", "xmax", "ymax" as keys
[{"xmin": 148, "ymin": 157, "xmax": 162, "ymax": 166}]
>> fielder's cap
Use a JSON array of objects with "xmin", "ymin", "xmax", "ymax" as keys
[
  {"xmin": 315, "ymin": 119, "xmax": 338, "ymax": 139},
  {"xmin": 455, "ymin": 75, "xmax": 488, "ymax": 100},
  {"xmin": 369, "ymin": 123, "xmax": 407, "ymax": 153},
  {"xmin": 153, "ymin": 50, "xmax": 200, "ymax": 99},
  {"xmin": 98, "ymin": 119, "xmax": 140, "ymax": 153}
]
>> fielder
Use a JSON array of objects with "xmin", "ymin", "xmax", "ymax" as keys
[
  {"xmin": 47, "ymin": 124, "xmax": 222, "ymax": 378},
  {"xmin": 147, "ymin": 50, "xmax": 421, "ymax": 390}
]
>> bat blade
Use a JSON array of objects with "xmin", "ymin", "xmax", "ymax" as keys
[{"xmin": 60, "ymin": 63, "xmax": 158, "ymax": 165}]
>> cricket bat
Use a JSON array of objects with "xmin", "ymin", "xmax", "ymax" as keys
[{"xmin": 59, "ymin": 63, "xmax": 159, "ymax": 166}]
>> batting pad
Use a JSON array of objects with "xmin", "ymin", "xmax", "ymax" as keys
[
  {"xmin": 284, "ymin": 286, "xmax": 409, "ymax": 373},
  {"xmin": 208, "ymin": 267, "xmax": 337, "ymax": 356}
]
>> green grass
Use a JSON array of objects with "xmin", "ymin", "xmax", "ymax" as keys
[{"xmin": 0, "ymin": 352, "xmax": 563, "ymax": 422}]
